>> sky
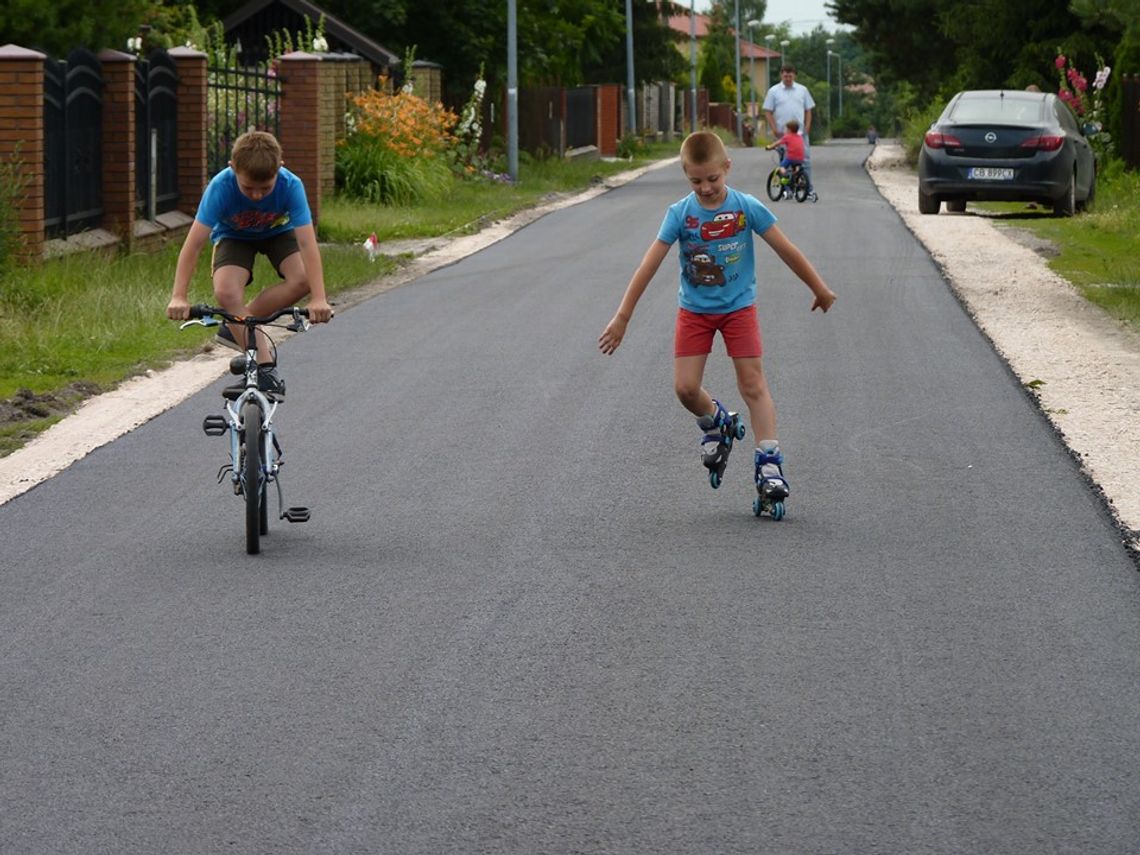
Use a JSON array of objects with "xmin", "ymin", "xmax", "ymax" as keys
[{"xmin": 693, "ymin": 0, "xmax": 838, "ymax": 35}]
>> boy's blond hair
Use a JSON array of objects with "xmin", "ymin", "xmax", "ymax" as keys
[
  {"xmin": 680, "ymin": 131, "xmax": 729, "ymax": 168},
  {"xmin": 230, "ymin": 131, "xmax": 282, "ymax": 182}
]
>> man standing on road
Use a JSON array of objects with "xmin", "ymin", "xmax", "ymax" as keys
[{"xmin": 764, "ymin": 64, "xmax": 817, "ymax": 200}]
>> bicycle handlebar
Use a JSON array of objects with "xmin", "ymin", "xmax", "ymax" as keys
[{"xmin": 189, "ymin": 304, "xmax": 310, "ymax": 325}]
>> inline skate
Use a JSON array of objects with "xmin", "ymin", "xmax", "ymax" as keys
[
  {"xmin": 698, "ymin": 400, "xmax": 746, "ymax": 489},
  {"xmin": 753, "ymin": 442, "xmax": 789, "ymax": 520}
]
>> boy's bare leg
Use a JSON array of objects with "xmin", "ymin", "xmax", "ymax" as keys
[
  {"xmin": 732, "ymin": 356, "xmax": 777, "ymax": 442},
  {"xmin": 216, "ymin": 254, "xmax": 309, "ymax": 364},
  {"xmin": 673, "ymin": 355, "xmax": 715, "ymax": 417}
]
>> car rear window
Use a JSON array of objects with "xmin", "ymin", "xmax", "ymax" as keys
[{"xmin": 948, "ymin": 97, "xmax": 1045, "ymax": 124}]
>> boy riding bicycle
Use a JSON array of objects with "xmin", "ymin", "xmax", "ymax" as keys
[
  {"xmin": 165, "ymin": 131, "xmax": 333, "ymax": 398},
  {"xmin": 765, "ymin": 118, "xmax": 805, "ymax": 180}
]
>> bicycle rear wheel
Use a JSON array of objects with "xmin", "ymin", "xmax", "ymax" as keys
[
  {"xmin": 242, "ymin": 400, "xmax": 263, "ymax": 555},
  {"xmin": 793, "ymin": 171, "xmax": 810, "ymax": 203},
  {"xmin": 766, "ymin": 168, "xmax": 784, "ymax": 202}
]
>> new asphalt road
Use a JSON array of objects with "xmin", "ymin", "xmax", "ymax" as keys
[{"xmin": 3, "ymin": 144, "xmax": 1139, "ymax": 853}]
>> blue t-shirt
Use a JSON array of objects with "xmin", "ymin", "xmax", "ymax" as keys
[
  {"xmin": 195, "ymin": 166, "xmax": 312, "ymax": 243},
  {"xmin": 657, "ymin": 187, "xmax": 778, "ymax": 314}
]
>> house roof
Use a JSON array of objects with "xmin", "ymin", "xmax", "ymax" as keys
[
  {"xmin": 223, "ymin": 0, "xmax": 400, "ymax": 68},
  {"xmin": 664, "ymin": 9, "xmax": 779, "ymax": 60}
]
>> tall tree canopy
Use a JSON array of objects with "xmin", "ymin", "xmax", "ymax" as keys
[
  {"xmin": 0, "ymin": 0, "xmax": 153, "ymax": 56},
  {"xmin": 829, "ymin": 0, "xmax": 1127, "ymax": 98}
]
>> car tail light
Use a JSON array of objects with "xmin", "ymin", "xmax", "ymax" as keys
[
  {"xmin": 1019, "ymin": 135, "xmax": 1065, "ymax": 151},
  {"xmin": 924, "ymin": 131, "xmax": 963, "ymax": 149}
]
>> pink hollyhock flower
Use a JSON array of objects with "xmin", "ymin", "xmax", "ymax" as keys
[{"xmin": 1055, "ymin": 55, "xmax": 1067, "ymax": 69}]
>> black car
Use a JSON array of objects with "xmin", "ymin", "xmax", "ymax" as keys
[{"xmin": 917, "ymin": 89, "xmax": 1096, "ymax": 217}]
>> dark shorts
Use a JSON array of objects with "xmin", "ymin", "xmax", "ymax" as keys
[
  {"xmin": 211, "ymin": 232, "xmax": 299, "ymax": 285},
  {"xmin": 674, "ymin": 306, "xmax": 763, "ymax": 359}
]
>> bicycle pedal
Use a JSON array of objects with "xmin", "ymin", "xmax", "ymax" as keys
[
  {"xmin": 282, "ymin": 506, "xmax": 310, "ymax": 523},
  {"xmin": 202, "ymin": 415, "xmax": 228, "ymax": 436}
]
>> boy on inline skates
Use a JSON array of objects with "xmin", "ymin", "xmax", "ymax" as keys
[
  {"xmin": 165, "ymin": 131, "xmax": 333, "ymax": 398},
  {"xmin": 598, "ymin": 131, "xmax": 836, "ymax": 516}
]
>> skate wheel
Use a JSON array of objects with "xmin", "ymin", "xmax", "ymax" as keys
[
  {"xmin": 734, "ymin": 422, "xmax": 746, "ymax": 441},
  {"xmin": 753, "ymin": 496, "xmax": 763, "ymax": 516},
  {"xmin": 770, "ymin": 501, "xmax": 785, "ymax": 521},
  {"xmin": 709, "ymin": 470, "xmax": 721, "ymax": 489}
]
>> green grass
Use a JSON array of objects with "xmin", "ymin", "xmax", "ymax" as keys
[
  {"xmin": 0, "ymin": 147, "xmax": 677, "ymax": 456},
  {"xmin": 983, "ymin": 162, "xmax": 1140, "ymax": 328}
]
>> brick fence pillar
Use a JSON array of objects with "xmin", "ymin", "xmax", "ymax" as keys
[
  {"xmin": 170, "ymin": 47, "xmax": 207, "ymax": 217},
  {"xmin": 98, "ymin": 49, "xmax": 136, "ymax": 249},
  {"xmin": 278, "ymin": 52, "xmax": 323, "ymax": 226},
  {"xmin": 596, "ymin": 84, "xmax": 619, "ymax": 156},
  {"xmin": 0, "ymin": 44, "xmax": 46, "ymax": 263}
]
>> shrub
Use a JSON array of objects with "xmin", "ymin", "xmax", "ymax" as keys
[{"xmin": 337, "ymin": 79, "xmax": 458, "ymax": 206}]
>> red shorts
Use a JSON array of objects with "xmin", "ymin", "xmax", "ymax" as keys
[{"xmin": 674, "ymin": 306, "xmax": 763, "ymax": 358}]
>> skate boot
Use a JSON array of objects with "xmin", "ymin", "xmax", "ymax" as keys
[
  {"xmin": 753, "ymin": 441, "xmax": 790, "ymax": 520},
  {"xmin": 697, "ymin": 400, "xmax": 746, "ymax": 489}
]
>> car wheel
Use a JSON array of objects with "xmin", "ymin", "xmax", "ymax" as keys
[
  {"xmin": 918, "ymin": 188, "xmax": 940, "ymax": 215},
  {"xmin": 1053, "ymin": 171, "xmax": 1075, "ymax": 218},
  {"xmin": 945, "ymin": 199, "xmax": 966, "ymax": 213}
]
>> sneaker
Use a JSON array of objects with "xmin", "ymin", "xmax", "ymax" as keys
[
  {"xmin": 215, "ymin": 323, "xmax": 241, "ymax": 352},
  {"xmin": 257, "ymin": 365, "xmax": 285, "ymax": 399}
]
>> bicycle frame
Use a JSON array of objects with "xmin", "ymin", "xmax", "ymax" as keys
[{"xmin": 180, "ymin": 304, "xmax": 311, "ymax": 553}]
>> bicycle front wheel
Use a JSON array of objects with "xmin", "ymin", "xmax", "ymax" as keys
[
  {"xmin": 766, "ymin": 168, "xmax": 784, "ymax": 202},
  {"xmin": 242, "ymin": 400, "xmax": 263, "ymax": 555}
]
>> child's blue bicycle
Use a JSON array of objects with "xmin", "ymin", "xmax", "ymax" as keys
[{"xmin": 179, "ymin": 304, "xmax": 312, "ymax": 554}]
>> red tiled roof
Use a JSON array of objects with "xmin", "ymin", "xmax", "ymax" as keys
[{"xmin": 665, "ymin": 11, "xmax": 780, "ymax": 59}]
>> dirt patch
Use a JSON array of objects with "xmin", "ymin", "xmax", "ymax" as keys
[{"xmin": 0, "ymin": 382, "xmax": 103, "ymax": 425}]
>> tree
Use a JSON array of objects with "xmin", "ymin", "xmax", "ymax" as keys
[
  {"xmin": 0, "ymin": 0, "xmax": 153, "ymax": 56},
  {"xmin": 699, "ymin": 1, "xmax": 737, "ymax": 101}
]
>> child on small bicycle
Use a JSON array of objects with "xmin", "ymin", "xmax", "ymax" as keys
[
  {"xmin": 765, "ymin": 118, "xmax": 805, "ymax": 179},
  {"xmin": 598, "ymin": 131, "xmax": 836, "ymax": 509},
  {"xmin": 165, "ymin": 130, "xmax": 333, "ymax": 398}
]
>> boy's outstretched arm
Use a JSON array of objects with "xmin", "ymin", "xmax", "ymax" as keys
[
  {"xmin": 294, "ymin": 224, "xmax": 333, "ymax": 323},
  {"xmin": 760, "ymin": 225, "xmax": 837, "ymax": 312},
  {"xmin": 166, "ymin": 220, "xmax": 212, "ymax": 320},
  {"xmin": 599, "ymin": 239, "xmax": 671, "ymax": 355}
]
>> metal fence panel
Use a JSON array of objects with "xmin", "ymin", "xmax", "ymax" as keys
[
  {"xmin": 206, "ymin": 65, "xmax": 281, "ymax": 176},
  {"xmin": 566, "ymin": 86, "xmax": 596, "ymax": 149},
  {"xmin": 135, "ymin": 50, "xmax": 180, "ymax": 218},
  {"xmin": 43, "ymin": 48, "xmax": 103, "ymax": 238},
  {"xmin": 1124, "ymin": 75, "xmax": 1139, "ymax": 171}
]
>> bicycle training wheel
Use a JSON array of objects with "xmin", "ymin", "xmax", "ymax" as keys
[
  {"xmin": 766, "ymin": 169, "xmax": 784, "ymax": 202},
  {"xmin": 242, "ymin": 400, "xmax": 263, "ymax": 555}
]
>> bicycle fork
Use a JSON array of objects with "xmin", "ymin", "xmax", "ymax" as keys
[{"xmin": 202, "ymin": 394, "xmax": 309, "ymax": 524}]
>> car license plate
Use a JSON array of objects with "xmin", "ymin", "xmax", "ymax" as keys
[{"xmin": 968, "ymin": 167, "xmax": 1015, "ymax": 180}]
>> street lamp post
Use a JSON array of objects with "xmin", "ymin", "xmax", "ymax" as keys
[
  {"xmin": 836, "ymin": 49, "xmax": 843, "ymax": 120},
  {"xmin": 625, "ymin": 0, "xmax": 635, "ymax": 134},
  {"xmin": 825, "ymin": 38, "xmax": 834, "ymax": 128},
  {"xmin": 780, "ymin": 39, "xmax": 789, "ymax": 68},
  {"xmin": 734, "ymin": 0, "xmax": 742, "ymax": 141},
  {"xmin": 747, "ymin": 19, "xmax": 759, "ymax": 123},
  {"xmin": 690, "ymin": 0, "xmax": 697, "ymax": 132},
  {"xmin": 764, "ymin": 34, "xmax": 774, "ymax": 90}
]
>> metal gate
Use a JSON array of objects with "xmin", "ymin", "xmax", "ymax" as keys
[
  {"xmin": 135, "ymin": 50, "xmax": 179, "ymax": 219},
  {"xmin": 207, "ymin": 65, "xmax": 281, "ymax": 175},
  {"xmin": 43, "ymin": 48, "xmax": 103, "ymax": 238},
  {"xmin": 566, "ymin": 86, "xmax": 596, "ymax": 149}
]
